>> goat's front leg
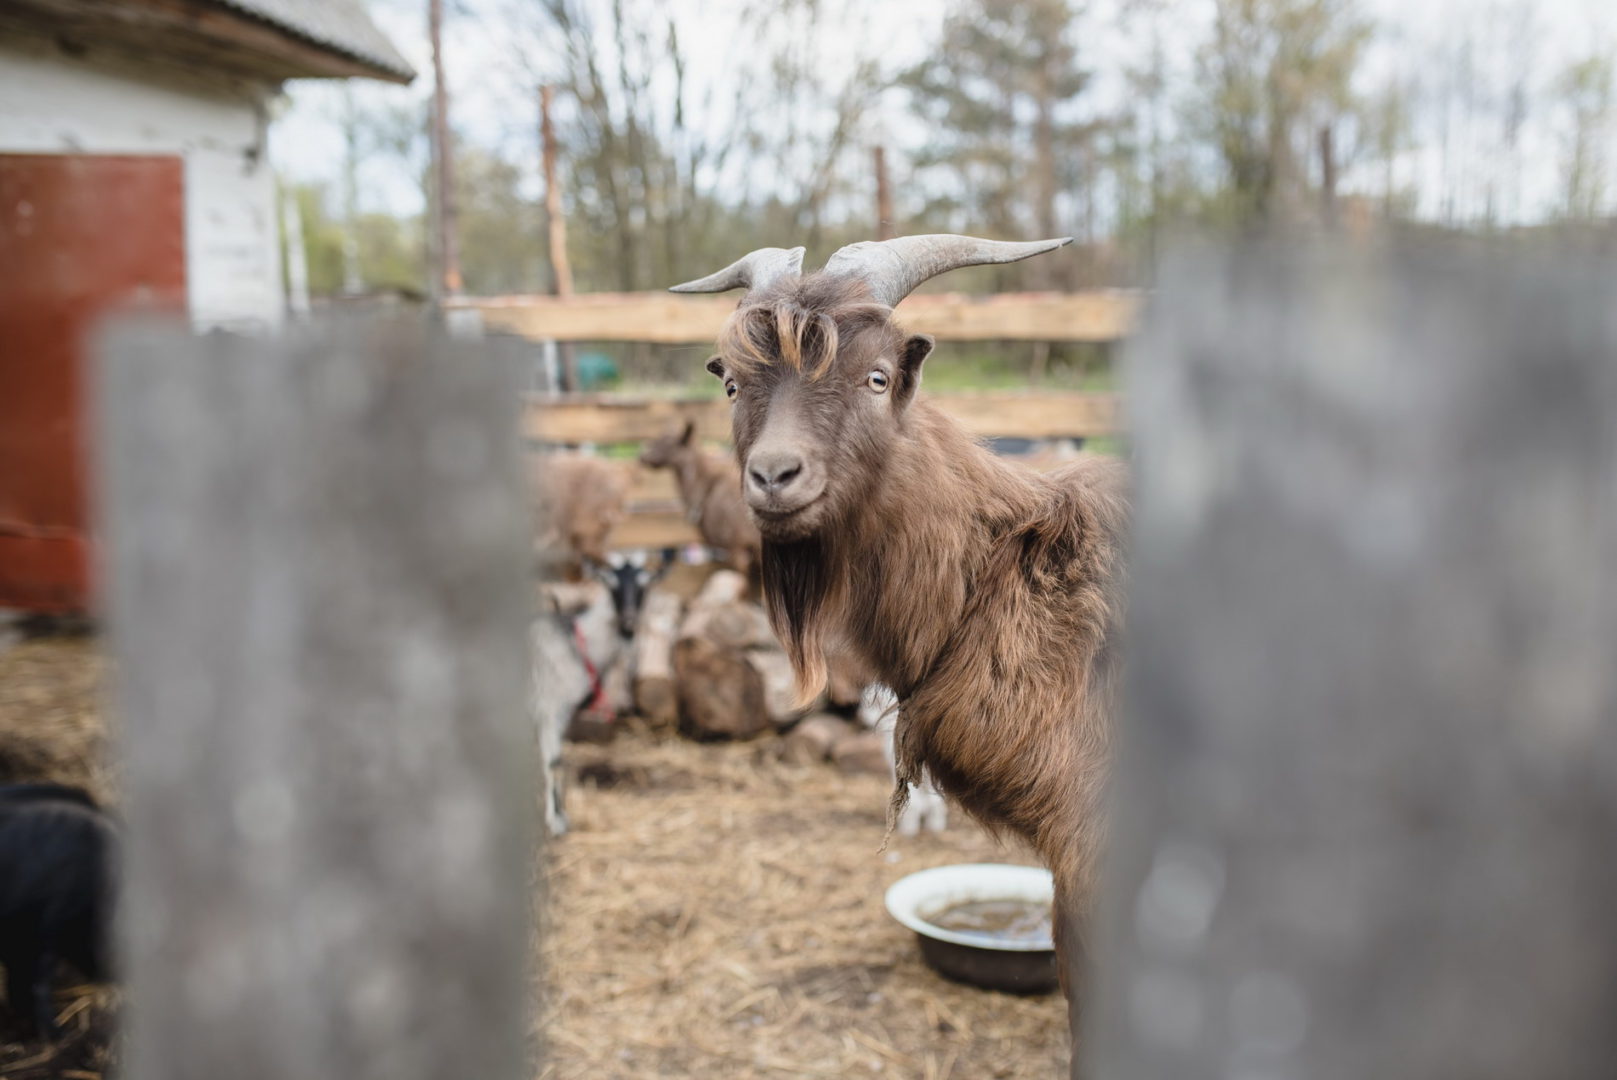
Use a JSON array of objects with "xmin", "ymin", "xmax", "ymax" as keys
[
  {"xmin": 1052, "ymin": 881, "xmax": 1088, "ymax": 1080},
  {"xmin": 31, "ymin": 953, "xmax": 60, "ymax": 1043},
  {"xmin": 4, "ymin": 948, "xmax": 57, "ymax": 1042}
]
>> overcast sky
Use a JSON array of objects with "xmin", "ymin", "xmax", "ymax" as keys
[{"xmin": 271, "ymin": 0, "xmax": 1615, "ymax": 225}]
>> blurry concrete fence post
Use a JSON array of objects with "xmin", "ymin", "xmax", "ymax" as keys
[
  {"xmin": 1089, "ymin": 240, "xmax": 1617, "ymax": 1079},
  {"xmin": 92, "ymin": 318, "xmax": 539, "ymax": 1080}
]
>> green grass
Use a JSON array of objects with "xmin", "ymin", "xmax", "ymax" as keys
[
  {"xmin": 1081, "ymin": 434, "xmax": 1126, "ymax": 457},
  {"xmin": 919, "ymin": 346, "xmax": 1116, "ymax": 394}
]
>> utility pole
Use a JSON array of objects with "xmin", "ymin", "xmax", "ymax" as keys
[
  {"xmin": 281, "ymin": 185, "xmax": 311, "ymax": 320},
  {"xmin": 428, "ymin": 0, "xmax": 462, "ymax": 304},
  {"xmin": 340, "ymin": 85, "xmax": 363, "ymax": 296},
  {"xmin": 1319, "ymin": 124, "xmax": 1339, "ymax": 228},
  {"xmin": 873, "ymin": 145, "xmax": 894, "ymax": 241},
  {"xmin": 540, "ymin": 84, "xmax": 579, "ymax": 392},
  {"xmin": 541, "ymin": 85, "xmax": 574, "ymax": 298}
]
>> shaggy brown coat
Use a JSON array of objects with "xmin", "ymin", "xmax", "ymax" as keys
[
  {"xmin": 530, "ymin": 453, "xmax": 630, "ymax": 577},
  {"xmin": 707, "ymin": 275, "xmax": 1128, "ymax": 1030},
  {"xmin": 639, "ymin": 421, "xmax": 761, "ymax": 578}
]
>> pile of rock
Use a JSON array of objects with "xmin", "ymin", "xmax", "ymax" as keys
[
  {"xmin": 625, "ymin": 568, "xmax": 886, "ymax": 777},
  {"xmin": 632, "ymin": 569, "xmax": 797, "ymax": 740},
  {"xmin": 777, "ymin": 713, "xmax": 890, "ymax": 777}
]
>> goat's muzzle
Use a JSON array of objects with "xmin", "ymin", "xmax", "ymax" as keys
[{"xmin": 743, "ymin": 446, "xmax": 825, "ymax": 538}]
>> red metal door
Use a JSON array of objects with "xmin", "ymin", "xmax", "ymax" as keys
[{"xmin": 0, "ymin": 154, "xmax": 187, "ymax": 614}]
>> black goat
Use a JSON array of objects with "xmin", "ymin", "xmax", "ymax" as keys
[
  {"xmin": 587, "ymin": 548, "xmax": 676, "ymax": 638},
  {"xmin": 0, "ymin": 783, "xmax": 117, "ymax": 1041}
]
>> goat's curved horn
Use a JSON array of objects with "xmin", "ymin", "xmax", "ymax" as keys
[
  {"xmin": 668, "ymin": 246, "xmax": 806, "ymax": 296},
  {"xmin": 822, "ymin": 234, "xmax": 1073, "ymax": 307}
]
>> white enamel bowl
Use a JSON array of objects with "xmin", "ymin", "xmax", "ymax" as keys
[{"xmin": 884, "ymin": 863, "xmax": 1059, "ymax": 993}]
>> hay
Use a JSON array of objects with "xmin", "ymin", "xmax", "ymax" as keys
[
  {"xmin": 0, "ymin": 635, "xmax": 118, "ymax": 1079},
  {"xmin": 0, "ymin": 637, "xmax": 1068, "ymax": 1078},
  {"xmin": 0, "ymin": 636, "xmax": 113, "ymax": 807},
  {"xmin": 541, "ymin": 725, "xmax": 1067, "ymax": 1079}
]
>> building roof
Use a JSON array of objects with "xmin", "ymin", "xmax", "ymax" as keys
[
  {"xmin": 210, "ymin": 0, "xmax": 414, "ymax": 82},
  {"xmin": 0, "ymin": 0, "xmax": 415, "ymax": 84}
]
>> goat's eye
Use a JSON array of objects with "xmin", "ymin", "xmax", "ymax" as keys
[
  {"xmin": 725, "ymin": 379, "xmax": 738, "ymax": 399},
  {"xmin": 867, "ymin": 370, "xmax": 890, "ymax": 393}
]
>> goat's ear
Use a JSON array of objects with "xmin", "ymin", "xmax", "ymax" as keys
[
  {"xmin": 704, "ymin": 356, "xmax": 725, "ymax": 379},
  {"xmin": 896, "ymin": 334, "xmax": 934, "ymax": 409},
  {"xmin": 679, "ymin": 419, "xmax": 696, "ymax": 445}
]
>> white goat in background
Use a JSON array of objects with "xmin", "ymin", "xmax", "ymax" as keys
[
  {"xmin": 859, "ymin": 684, "xmax": 949, "ymax": 836},
  {"xmin": 531, "ymin": 581, "xmax": 625, "ymax": 836}
]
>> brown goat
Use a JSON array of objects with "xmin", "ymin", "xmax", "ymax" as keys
[
  {"xmin": 530, "ymin": 452, "xmax": 630, "ymax": 577},
  {"xmin": 639, "ymin": 420, "xmax": 761, "ymax": 578},
  {"xmin": 676, "ymin": 237, "xmax": 1125, "ymax": 1063}
]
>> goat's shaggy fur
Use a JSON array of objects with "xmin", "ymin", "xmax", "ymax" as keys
[
  {"xmin": 531, "ymin": 453, "xmax": 630, "ymax": 575},
  {"xmin": 708, "ymin": 274, "xmax": 1128, "ymax": 1029}
]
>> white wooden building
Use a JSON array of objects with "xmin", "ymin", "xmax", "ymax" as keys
[
  {"xmin": 0, "ymin": 0, "xmax": 412, "ymax": 612},
  {"xmin": 0, "ymin": 0, "xmax": 412, "ymax": 331}
]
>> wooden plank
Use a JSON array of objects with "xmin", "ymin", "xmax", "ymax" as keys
[
  {"xmin": 531, "ymin": 397, "xmax": 730, "ymax": 445},
  {"xmin": 607, "ymin": 507, "xmax": 703, "ymax": 550},
  {"xmin": 1088, "ymin": 241, "xmax": 1617, "ymax": 1080},
  {"xmin": 460, "ymin": 289, "xmax": 1140, "ymax": 344},
  {"xmin": 95, "ymin": 320, "xmax": 534, "ymax": 1080},
  {"xmin": 527, "ymin": 391, "xmax": 1121, "ymax": 444}
]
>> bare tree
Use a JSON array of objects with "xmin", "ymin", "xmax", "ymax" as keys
[
  {"xmin": 1555, "ymin": 52, "xmax": 1616, "ymax": 220},
  {"xmin": 1194, "ymin": 0, "xmax": 1372, "ymax": 224},
  {"xmin": 428, "ymin": 0, "xmax": 463, "ymax": 300},
  {"xmin": 903, "ymin": 0, "xmax": 1091, "ymax": 287}
]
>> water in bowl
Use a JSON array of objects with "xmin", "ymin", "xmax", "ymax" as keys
[{"xmin": 924, "ymin": 898, "xmax": 1052, "ymax": 946}]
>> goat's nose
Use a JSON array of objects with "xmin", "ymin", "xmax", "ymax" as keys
[{"xmin": 748, "ymin": 450, "xmax": 804, "ymax": 494}]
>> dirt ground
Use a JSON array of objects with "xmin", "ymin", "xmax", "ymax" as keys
[
  {"xmin": 544, "ymin": 731, "xmax": 1067, "ymax": 1079},
  {"xmin": 0, "ymin": 634, "xmax": 1068, "ymax": 1079}
]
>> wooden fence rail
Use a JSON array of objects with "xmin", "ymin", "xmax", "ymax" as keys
[
  {"xmin": 527, "ymin": 389, "xmax": 1121, "ymax": 445},
  {"xmin": 457, "ymin": 289, "xmax": 1140, "ymax": 344},
  {"xmin": 536, "ymin": 391, "xmax": 1121, "ymax": 551},
  {"xmin": 475, "ymin": 289, "xmax": 1134, "ymax": 553},
  {"xmin": 95, "ymin": 320, "xmax": 537, "ymax": 1080}
]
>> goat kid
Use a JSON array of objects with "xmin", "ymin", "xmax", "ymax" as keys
[
  {"xmin": 532, "ymin": 552, "xmax": 670, "ymax": 835},
  {"xmin": 639, "ymin": 421, "xmax": 760, "ymax": 579},
  {"xmin": 587, "ymin": 548, "xmax": 676, "ymax": 639},
  {"xmin": 531, "ymin": 453, "xmax": 630, "ymax": 577}
]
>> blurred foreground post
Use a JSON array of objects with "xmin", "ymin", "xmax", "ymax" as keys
[
  {"xmin": 95, "ymin": 321, "xmax": 535, "ymax": 1080},
  {"xmin": 1089, "ymin": 241, "xmax": 1617, "ymax": 1079}
]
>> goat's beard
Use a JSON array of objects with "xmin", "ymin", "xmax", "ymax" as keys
[{"xmin": 760, "ymin": 532, "xmax": 839, "ymax": 706}]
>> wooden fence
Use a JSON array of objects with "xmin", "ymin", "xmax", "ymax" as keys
[
  {"xmin": 86, "ymin": 241, "xmax": 1617, "ymax": 1078},
  {"xmin": 484, "ymin": 290, "xmax": 1135, "ymax": 553},
  {"xmin": 455, "ymin": 288, "xmax": 1141, "ymax": 344},
  {"xmin": 527, "ymin": 388, "xmax": 1120, "ymax": 445},
  {"xmin": 533, "ymin": 390, "xmax": 1122, "ymax": 550}
]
